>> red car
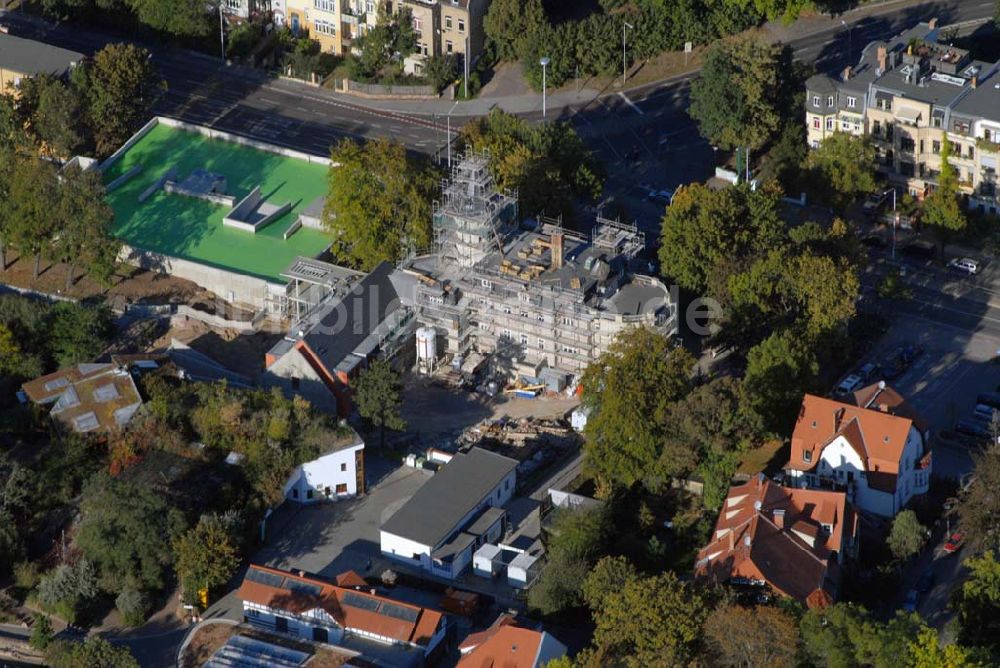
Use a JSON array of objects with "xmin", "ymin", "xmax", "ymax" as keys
[{"xmin": 944, "ymin": 532, "xmax": 965, "ymax": 553}]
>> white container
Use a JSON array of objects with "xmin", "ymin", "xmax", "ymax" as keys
[{"xmin": 416, "ymin": 327, "xmax": 437, "ymax": 362}]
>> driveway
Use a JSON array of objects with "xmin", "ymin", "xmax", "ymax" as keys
[{"xmin": 254, "ymin": 456, "xmax": 432, "ymax": 579}]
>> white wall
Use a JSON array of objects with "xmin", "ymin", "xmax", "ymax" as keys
[
  {"xmin": 284, "ymin": 443, "xmax": 363, "ymax": 503},
  {"xmin": 380, "ymin": 531, "xmax": 433, "ymax": 568},
  {"xmin": 243, "ymin": 601, "xmax": 346, "ymax": 644}
]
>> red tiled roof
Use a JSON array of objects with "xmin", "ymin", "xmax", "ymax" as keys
[
  {"xmin": 787, "ymin": 391, "xmax": 923, "ymax": 486},
  {"xmin": 695, "ymin": 476, "xmax": 856, "ymax": 606},
  {"xmin": 457, "ymin": 621, "xmax": 546, "ymax": 668},
  {"xmin": 237, "ymin": 565, "xmax": 443, "ymax": 646}
]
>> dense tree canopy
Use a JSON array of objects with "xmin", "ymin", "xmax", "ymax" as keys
[
  {"xmin": 689, "ymin": 35, "xmax": 784, "ymax": 152},
  {"xmin": 804, "ymin": 132, "xmax": 879, "ymax": 212},
  {"xmin": 744, "ymin": 328, "xmax": 820, "ymax": 432},
  {"xmin": 173, "ymin": 515, "xmax": 240, "ymax": 603},
  {"xmin": 953, "ymin": 551, "xmax": 1000, "ymax": 656},
  {"xmin": 959, "ymin": 445, "xmax": 1000, "ymax": 555},
  {"xmin": 323, "ymin": 137, "xmax": 435, "ymax": 270},
  {"xmin": 346, "ymin": 8, "xmax": 418, "ymax": 82},
  {"xmin": 921, "ymin": 137, "xmax": 967, "ymax": 246},
  {"xmin": 528, "ymin": 506, "xmax": 610, "ymax": 615},
  {"xmin": 460, "ymin": 109, "xmax": 603, "ymax": 220},
  {"xmin": 703, "ymin": 603, "xmax": 799, "ymax": 668},
  {"xmin": 84, "ymin": 43, "xmax": 164, "ymax": 156},
  {"xmin": 580, "ymin": 327, "xmax": 695, "ymax": 489}
]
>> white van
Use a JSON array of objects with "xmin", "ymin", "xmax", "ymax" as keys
[{"xmin": 948, "ymin": 257, "xmax": 980, "ymax": 275}]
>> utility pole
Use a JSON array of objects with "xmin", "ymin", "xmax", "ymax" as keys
[
  {"xmin": 540, "ymin": 57, "xmax": 550, "ymax": 118},
  {"xmin": 884, "ymin": 187, "xmax": 898, "ymax": 261},
  {"xmin": 447, "ymin": 112, "xmax": 452, "ymax": 167},
  {"xmin": 622, "ymin": 22, "xmax": 633, "ymax": 86},
  {"xmin": 464, "ymin": 36, "xmax": 470, "ymax": 99},
  {"xmin": 219, "ymin": 3, "xmax": 226, "ymax": 63}
]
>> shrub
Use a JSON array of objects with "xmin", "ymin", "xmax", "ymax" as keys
[
  {"xmin": 29, "ymin": 614, "xmax": 53, "ymax": 650},
  {"xmin": 115, "ymin": 587, "xmax": 149, "ymax": 627}
]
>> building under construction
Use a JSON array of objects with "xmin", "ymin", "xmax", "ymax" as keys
[{"xmin": 393, "ymin": 152, "xmax": 677, "ymax": 385}]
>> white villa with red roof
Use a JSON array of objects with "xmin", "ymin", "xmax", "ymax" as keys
[{"xmin": 784, "ymin": 383, "xmax": 932, "ymax": 518}]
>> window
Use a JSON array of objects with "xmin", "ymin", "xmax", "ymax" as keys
[
  {"xmin": 445, "ymin": 15, "xmax": 452, "ymax": 30},
  {"xmin": 505, "ymin": 478, "xmax": 510, "ymax": 491},
  {"xmin": 340, "ymin": 463, "xmax": 347, "ymax": 472},
  {"xmin": 968, "ymin": 146, "xmax": 974, "ymax": 160},
  {"xmin": 813, "ymin": 117, "xmax": 821, "ymax": 130},
  {"xmin": 827, "ymin": 95, "xmax": 834, "ymax": 106},
  {"xmin": 812, "ymin": 95, "xmax": 820, "ymax": 107},
  {"xmin": 458, "ymin": 19, "xmax": 465, "ymax": 33},
  {"xmin": 932, "ymin": 140, "xmax": 940, "ymax": 154},
  {"xmin": 538, "ymin": 338, "xmax": 544, "ymax": 350},
  {"xmin": 413, "ymin": 17, "xmax": 422, "ymax": 31},
  {"xmin": 826, "ymin": 118, "xmax": 834, "ymax": 131},
  {"xmin": 919, "ymin": 140, "xmax": 924, "ymax": 154},
  {"xmin": 932, "ymin": 115, "xmax": 942, "ymax": 128},
  {"xmin": 314, "ymin": 0, "xmax": 335, "ymax": 11},
  {"xmin": 307, "ymin": 489, "xmax": 314, "ymax": 499},
  {"xmin": 519, "ymin": 334, "xmax": 528, "ymax": 346},
  {"xmin": 847, "ymin": 96, "xmax": 857, "ymax": 108},
  {"xmin": 841, "ymin": 120, "xmax": 851, "ymax": 131},
  {"xmin": 291, "ymin": 377, "xmax": 300, "ymax": 390},
  {"xmin": 519, "ymin": 292, "xmax": 531, "ymax": 303},
  {"xmin": 446, "ymin": 40, "xmax": 453, "ymax": 54},
  {"xmin": 336, "ymin": 483, "xmax": 348, "ymax": 494},
  {"xmin": 501, "ymin": 328, "xmax": 511, "ymax": 338},
  {"xmin": 292, "ymin": 489, "xmax": 299, "ymax": 499},
  {"xmin": 803, "ymin": 449, "xmax": 813, "ymax": 463},
  {"xmin": 481, "ymin": 278, "xmax": 492, "ymax": 288},
  {"xmin": 366, "ymin": 0, "xmax": 374, "ymax": 11},
  {"xmin": 314, "ymin": 19, "xmax": 335, "ymax": 35}
]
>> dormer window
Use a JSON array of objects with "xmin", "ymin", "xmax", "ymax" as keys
[
  {"xmin": 827, "ymin": 95, "xmax": 834, "ymax": 106},
  {"xmin": 812, "ymin": 95, "xmax": 820, "ymax": 107},
  {"xmin": 803, "ymin": 449, "xmax": 813, "ymax": 463},
  {"xmin": 847, "ymin": 96, "xmax": 857, "ymax": 108}
]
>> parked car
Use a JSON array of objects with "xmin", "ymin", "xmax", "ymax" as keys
[
  {"xmin": 901, "ymin": 240, "xmax": 936, "ymax": 261},
  {"xmin": 901, "ymin": 588, "xmax": 919, "ymax": 612},
  {"xmin": 835, "ymin": 374, "xmax": 864, "ymax": 396},
  {"xmin": 944, "ymin": 532, "xmax": 965, "ymax": 554},
  {"xmin": 947, "ymin": 257, "xmax": 980, "ymax": 275},
  {"xmin": 976, "ymin": 392, "xmax": 1000, "ymax": 410},
  {"xmin": 916, "ymin": 569, "xmax": 935, "ymax": 593},
  {"xmin": 859, "ymin": 362, "xmax": 880, "ymax": 382},
  {"xmin": 973, "ymin": 403, "xmax": 997, "ymax": 423},
  {"xmin": 880, "ymin": 348, "xmax": 907, "ymax": 379},
  {"xmin": 862, "ymin": 191, "xmax": 889, "ymax": 217},
  {"xmin": 954, "ymin": 419, "xmax": 991, "ymax": 440}
]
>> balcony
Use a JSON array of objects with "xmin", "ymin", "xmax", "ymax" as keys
[{"xmin": 977, "ymin": 138, "xmax": 1000, "ymax": 154}]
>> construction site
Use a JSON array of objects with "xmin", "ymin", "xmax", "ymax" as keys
[{"xmin": 394, "ymin": 150, "xmax": 678, "ymax": 390}]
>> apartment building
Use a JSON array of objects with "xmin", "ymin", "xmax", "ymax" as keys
[
  {"xmin": 221, "ymin": 0, "xmax": 270, "ymax": 19},
  {"xmin": 805, "ymin": 20, "xmax": 1000, "ymax": 215},
  {"xmin": 394, "ymin": 152, "xmax": 678, "ymax": 382},
  {"xmin": 286, "ymin": 0, "xmax": 345, "ymax": 53},
  {"xmin": 393, "ymin": 0, "xmax": 488, "ymax": 73}
]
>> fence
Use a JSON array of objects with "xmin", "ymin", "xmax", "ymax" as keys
[{"xmin": 336, "ymin": 78, "xmax": 446, "ymax": 100}]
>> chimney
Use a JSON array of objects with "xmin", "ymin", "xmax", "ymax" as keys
[
  {"xmin": 773, "ymin": 509, "xmax": 786, "ymax": 529},
  {"xmin": 928, "ymin": 18, "xmax": 937, "ymax": 29},
  {"xmin": 550, "ymin": 232, "xmax": 564, "ymax": 270},
  {"xmin": 728, "ymin": 530, "xmax": 735, "ymax": 552},
  {"xmin": 879, "ymin": 403, "xmax": 890, "ymax": 413},
  {"xmin": 842, "ymin": 66, "xmax": 852, "ymax": 81},
  {"xmin": 834, "ymin": 407, "xmax": 845, "ymax": 432},
  {"xmin": 877, "ymin": 46, "xmax": 887, "ymax": 72},
  {"xmin": 972, "ymin": 75, "xmax": 979, "ymax": 88}
]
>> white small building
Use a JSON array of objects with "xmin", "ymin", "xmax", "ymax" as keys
[
  {"xmin": 473, "ymin": 544, "xmax": 504, "ymax": 578},
  {"xmin": 237, "ymin": 564, "xmax": 447, "ymax": 660},
  {"xmin": 283, "ymin": 427, "xmax": 365, "ymax": 502},
  {"xmin": 784, "ymin": 383, "xmax": 931, "ymax": 518},
  {"xmin": 381, "ymin": 447, "xmax": 518, "ymax": 580},
  {"xmin": 507, "ymin": 551, "xmax": 541, "ymax": 588}
]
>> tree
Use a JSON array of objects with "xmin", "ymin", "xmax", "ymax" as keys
[
  {"xmin": 959, "ymin": 446, "xmax": 1000, "ymax": 555},
  {"xmin": 483, "ymin": 0, "xmax": 546, "ymax": 61},
  {"xmin": 76, "ymin": 474, "xmax": 186, "ymax": 594},
  {"xmin": 953, "ymin": 551, "xmax": 1000, "ymax": 655},
  {"xmin": 323, "ymin": 137, "xmax": 435, "ymax": 270},
  {"xmin": 804, "ymin": 132, "xmax": 878, "ymax": 212},
  {"xmin": 529, "ymin": 506, "xmax": 609, "ymax": 615},
  {"xmin": 346, "ymin": 7, "xmax": 417, "ymax": 81},
  {"xmin": 6, "ymin": 155, "xmax": 60, "ymax": 279},
  {"xmin": 888, "ymin": 509, "xmax": 927, "ymax": 561},
  {"xmin": 591, "ymin": 570, "xmax": 708, "ymax": 666},
  {"xmin": 580, "ymin": 327, "xmax": 695, "ymax": 489},
  {"xmin": 33, "ymin": 77, "xmax": 85, "ymax": 157},
  {"xmin": 45, "ymin": 636, "xmax": 139, "ymax": 668},
  {"xmin": 582, "ymin": 556, "xmax": 637, "ymax": 611},
  {"xmin": 703, "ymin": 604, "xmax": 799, "ymax": 668},
  {"xmin": 744, "ymin": 328, "xmax": 819, "ymax": 432},
  {"xmin": 115, "ymin": 586, "xmax": 149, "ymax": 627},
  {"xmin": 689, "ymin": 35, "xmax": 782, "ymax": 152},
  {"xmin": 173, "ymin": 517, "xmax": 240, "ymax": 604},
  {"xmin": 37, "ymin": 560, "xmax": 99, "ymax": 624},
  {"xmin": 460, "ymin": 109, "xmax": 603, "ymax": 218},
  {"xmin": 125, "ymin": 0, "xmax": 211, "ymax": 36},
  {"xmin": 29, "ymin": 614, "xmax": 54, "ymax": 650},
  {"xmin": 46, "ymin": 302, "xmax": 115, "ymax": 368},
  {"xmin": 801, "ymin": 603, "xmax": 929, "ymax": 668},
  {"xmin": 84, "ymin": 43, "xmax": 164, "ymax": 156},
  {"xmin": 422, "ymin": 54, "xmax": 458, "ymax": 93},
  {"xmin": 921, "ymin": 137, "xmax": 967, "ymax": 249},
  {"xmin": 658, "ymin": 182, "xmax": 785, "ymax": 295},
  {"xmin": 51, "ymin": 165, "xmax": 120, "ymax": 289},
  {"xmin": 909, "ymin": 628, "xmax": 986, "ymax": 668},
  {"xmin": 353, "ymin": 358, "xmax": 406, "ymax": 450}
]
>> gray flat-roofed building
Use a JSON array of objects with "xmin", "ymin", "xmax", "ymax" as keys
[
  {"xmin": 0, "ymin": 33, "xmax": 83, "ymax": 90},
  {"xmin": 381, "ymin": 447, "xmax": 518, "ymax": 579}
]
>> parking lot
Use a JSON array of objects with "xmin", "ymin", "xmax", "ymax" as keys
[{"xmin": 849, "ymin": 316, "xmax": 1000, "ymax": 480}]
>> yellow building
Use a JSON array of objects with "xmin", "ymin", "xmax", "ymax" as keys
[
  {"xmin": 286, "ymin": 0, "xmax": 344, "ymax": 54},
  {"xmin": 0, "ymin": 33, "xmax": 83, "ymax": 93}
]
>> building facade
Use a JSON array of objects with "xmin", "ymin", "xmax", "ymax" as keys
[
  {"xmin": 784, "ymin": 384, "xmax": 932, "ymax": 518},
  {"xmin": 283, "ymin": 427, "xmax": 365, "ymax": 501},
  {"xmin": 394, "ymin": 152, "xmax": 677, "ymax": 382},
  {"xmin": 805, "ymin": 20, "xmax": 1000, "ymax": 215}
]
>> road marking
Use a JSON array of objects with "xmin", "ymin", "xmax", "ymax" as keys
[{"xmin": 618, "ymin": 92, "xmax": 644, "ymax": 115}]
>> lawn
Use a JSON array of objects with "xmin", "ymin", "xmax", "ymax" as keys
[{"xmin": 104, "ymin": 122, "xmax": 332, "ymax": 283}]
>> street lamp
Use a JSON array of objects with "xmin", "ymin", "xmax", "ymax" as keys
[
  {"xmin": 842, "ymin": 20, "xmax": 853, "ymax": 65},
  {"xmin": 623, "ymin": 21, "xmax": 634, "ymax": 86},
  {"xmin": 540, "ymin": 57, "xmax": 550, "ymax": 118},
  {"xmin": 882, "ymin": 187, "xmax": 898, "ymax": 261},
  {"xmin": 218, "ymin": 2, "xmax": 226, "ymax": 63}
]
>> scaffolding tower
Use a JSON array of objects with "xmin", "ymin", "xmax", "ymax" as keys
[{"xmin": 433, "ymin": 151, "xmax": 518, "ymax": 268}]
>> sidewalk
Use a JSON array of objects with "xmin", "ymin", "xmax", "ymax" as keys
[{"xmin": 266, "ymin": 0, "xmax": 943, "ymax": 119}]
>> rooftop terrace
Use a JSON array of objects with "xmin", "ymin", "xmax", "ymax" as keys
[{"xmin": 103, "ymin": 122, "xmax": 332, "ymax": 283}]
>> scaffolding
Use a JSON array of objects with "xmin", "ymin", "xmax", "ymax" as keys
[
  {"xmin": 433, "ymin": 151, "xmax": 518, "ymax": 268},
  {"xmin": 592, "ymin": 216, "xmax": 644, "ymax": 260}
]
